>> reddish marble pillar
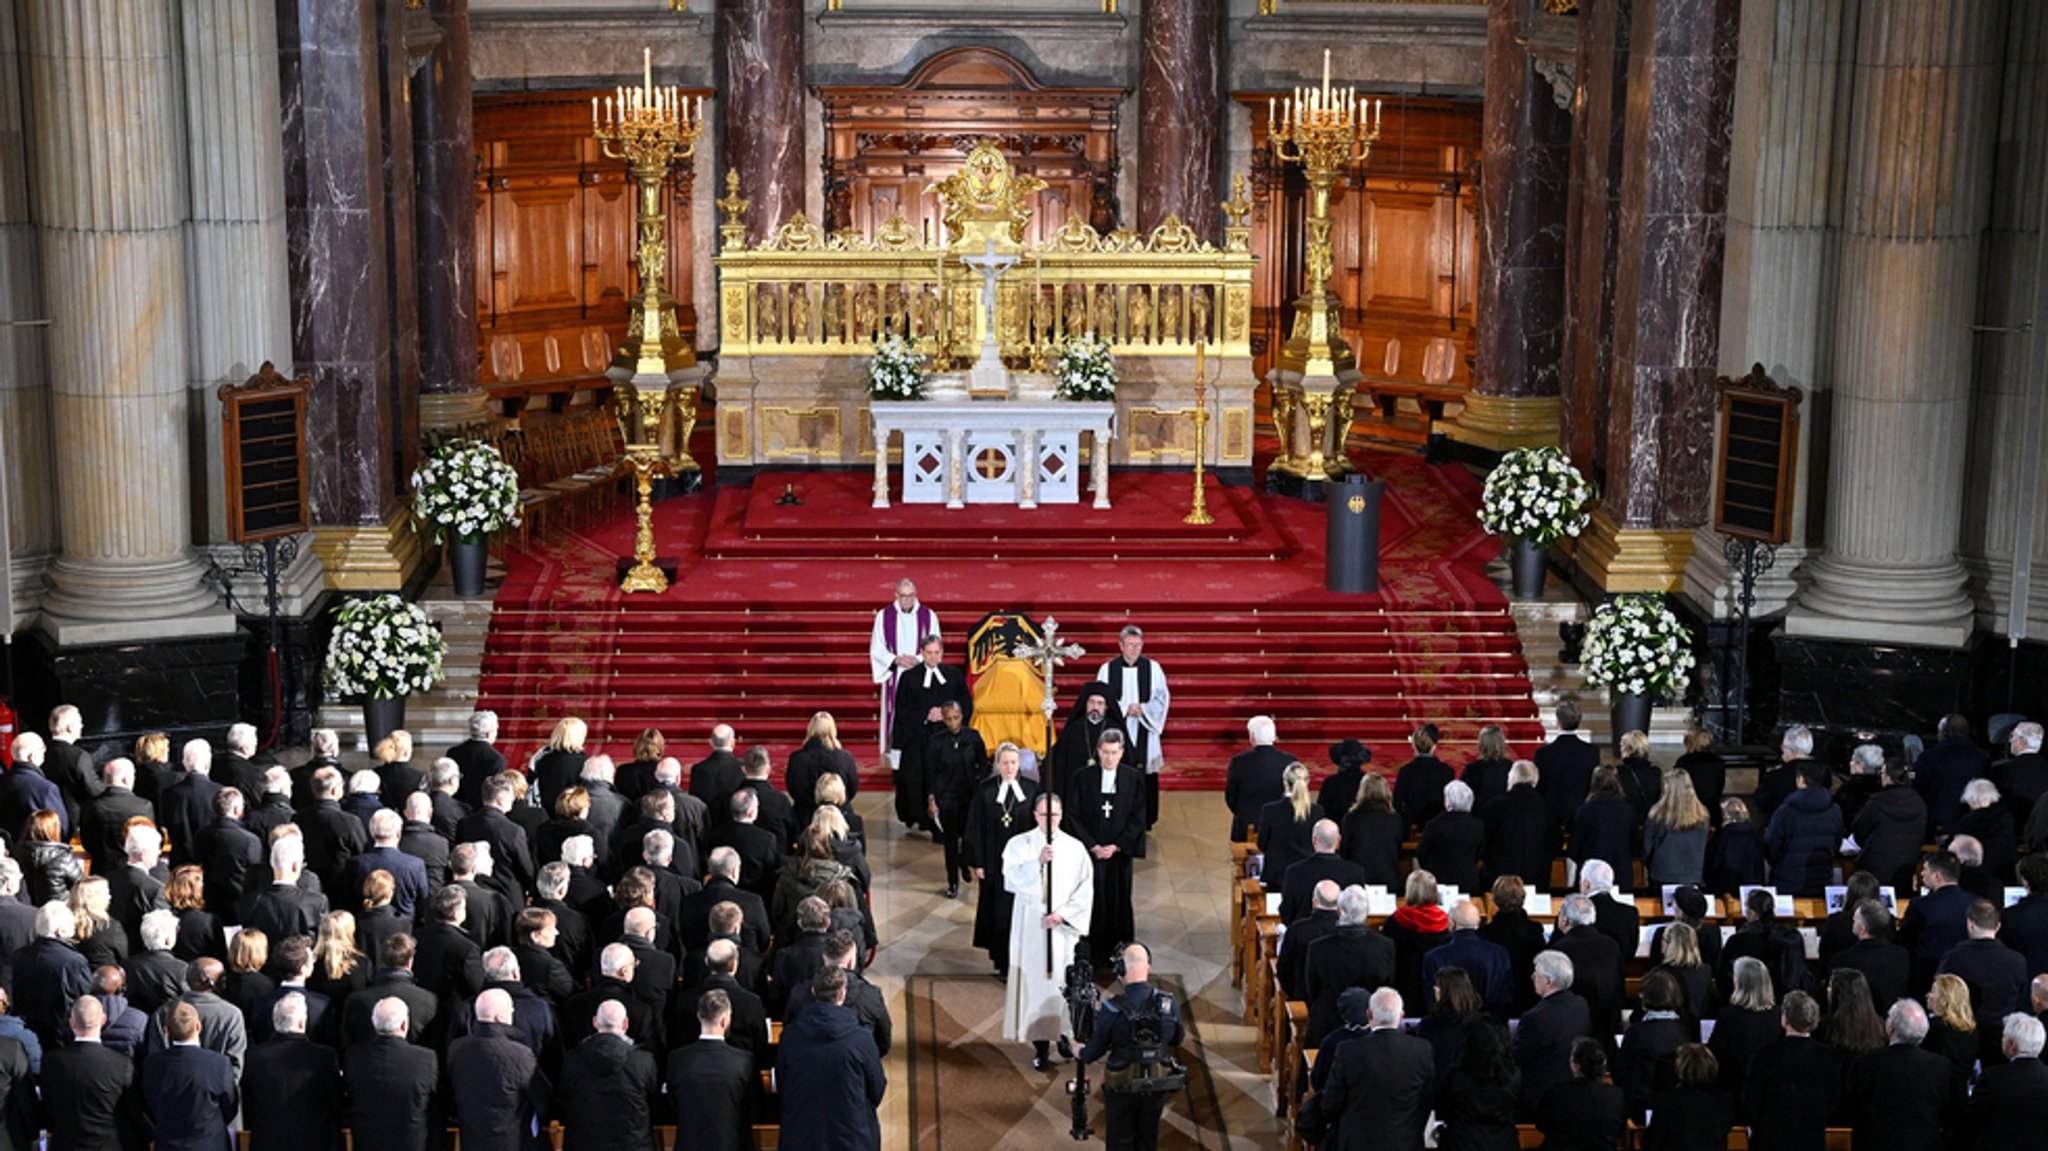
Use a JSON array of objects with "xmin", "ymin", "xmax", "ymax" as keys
[
  {"xmin": 1603, "ymin": 0, "xmax": 1741, "ymax": 529},
  {"xmin": 1472, "ymin": 0, "xmax": 1572, "ymax": 401},
  {"xmin": 413, "ymin": 0, "xmax": 483, "ymax": 427},
  {"xmin": 1137, "ymin": 0, "xmax": 1222, "ymax": 237},
  {"xmin": 720, "ymin": 0, "xmax": 805, "ymax": 243},
  {"xmin": 1560, "ymin": 0, "xmax": 1632, "ymax": 485}
]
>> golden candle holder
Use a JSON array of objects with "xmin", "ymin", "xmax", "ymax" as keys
[
  {"xmin": 594, "ymin": 48, "xmax": 705, "ymax": 593},
  {"xmin": 1186, "ymin": 344, "xmax": 1215, "ymax": 526}
]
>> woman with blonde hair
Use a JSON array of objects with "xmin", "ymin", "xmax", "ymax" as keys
[
  {"xmin": 309, "ymin": 910, "xmax": 370, "ymax": 1001},
  {"xmin": 810, "ymin": 804, "xmax": 872, "ymax": 892},
  {"xmin": 1644, "ymin": 920, "xmax": 1712, "ymax": 1022},
  {"xmin": 355, "ymin": 869, "xmax": 411, "ymax": 962},
  {"xmin": 224, "ymin": 929, "xmax": 274, "ymax": 1015},
  {"xmin": 68, "ymin": 875, "xmax": 127, "ymax": 969},
  {"xmin": 1461, "ymin": 724, "xmax": 1514, "ymax": 808},
  {"xmin": 534, "ymin": 716, "xmax": 589, "ymax": 810},
  {"xmin": 1617, "ymin": 729, "xmax": 1662, "ymax": 814},
  {"xmin": 1644, "ymin": 770, "xmax": 1711, "ymax": 886},
  {"xmin": 788, "ymin": 711, "xmax": 860, "ymax": 826},
  {"xmin": 1706, "ymin": 956, "xmax": 1778, "ymax": 1097},
  {"xmin": 163, "ymin": 864, "xmax": 227, "ymax": 962},
  {"xmin": 1341, "ymin": 772, "xmax": 1404, "ymax": 888},
  {"xmin": 1254, "ymin": 762, "xmax": 1321, "ymax": 885},
  {"xmin": 1924, "ymin": 972, "xmax": 1978, "ymax": 1078}
]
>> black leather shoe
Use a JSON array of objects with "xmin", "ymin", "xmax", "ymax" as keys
[
  {"xmin": 1032, "ymin": 1053, "xmax": 1052, "ymax": 1072},
  {"xmin": 943, "ymin": 885, "xmax": 959, "ymax": 899},
  {"xmin": 1057, "ymin": 1036, "xmax": 1075, "ymax": 1060}
]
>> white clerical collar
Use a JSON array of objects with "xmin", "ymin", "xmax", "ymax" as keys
[
  {"xmin": 999, "ymin": 779, "xmax": 1024, "ymax": 804},
  {"xmin": 922, "ymin": 665, "xmax": 947, "ymax": 687},
  {"xmin": 1100, "ymin": 768, "xmax": 1118, "ymax": 793}
]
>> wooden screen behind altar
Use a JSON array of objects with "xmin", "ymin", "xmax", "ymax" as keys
[
  {"xmin": 816, "ymin": 47, "xmax": 1124, "ymax": 244},
  {"xmin": 1236, "ymin": 95, "xmax": 1483, "ymax": 391},
  {"xmin": 472, "ymin": 90, "xmax": 709, "ymax": 404}
]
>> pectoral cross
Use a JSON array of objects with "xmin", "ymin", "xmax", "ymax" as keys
[{"xmin": 1102, "ymin": 798, "xmax": 1115, "ymax": 820}]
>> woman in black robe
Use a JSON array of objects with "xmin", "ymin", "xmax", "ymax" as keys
[
  {"xmin": 1064, "ymin": 728, "xmax": 1146, "ymax": 967},
  {"xmin": 924, "ymin": 702, "xmax": 989, "ymax": 898},
  {"xmin": 964, "ymin": 743, "xmax": 1040, "ymax": 977}
]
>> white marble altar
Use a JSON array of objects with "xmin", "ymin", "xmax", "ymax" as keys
[{"xmin": 870, "ymin": 401, "xmax": 1115, "ymax": 510}]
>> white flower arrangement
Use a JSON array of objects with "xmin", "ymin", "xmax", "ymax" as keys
[
  {"xmin": 1053, "ymin": 332, "xmax": 1119, "ymax": 401},
  {"xmin": 1580, "ymin": 594, "xmax": 1696, "ymax": 704},
  {"xmin": 322, "ymin": 594, "xmax": 446, "ymax": 701},
  {"xmin": 866, "ymin": 334, "xmax": 931, "ymax": 401},
  {"xmin": 1478, "ymin": 446, "xmax": 1595, "ymax": 548},
  {"xmin": 411, "ymin": 439, "xmax": 522, "ymax": 545}
]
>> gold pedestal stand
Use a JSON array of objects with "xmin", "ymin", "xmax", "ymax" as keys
[
  {"xmin": 593, "ymin": 50, "xmax": 704, "ymax": 593},
  {"xmin": 1186, "ymin": 345, "xmax": 1215, "ymax": 526}
]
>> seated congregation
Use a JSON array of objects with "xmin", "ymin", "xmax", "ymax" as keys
[{"xmin": 1229, "ymin": 708, "xmax": 2048, "ymax": 1151}]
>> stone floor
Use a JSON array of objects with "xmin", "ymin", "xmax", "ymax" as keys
[{"xmin": 860, "ymin": 789, "xmax": 1276, "ymax": 1147}]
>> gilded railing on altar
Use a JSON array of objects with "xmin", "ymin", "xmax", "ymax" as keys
[{"xmin": 712, "ymin": 179, "xmax": 1256, "ymax": 365}]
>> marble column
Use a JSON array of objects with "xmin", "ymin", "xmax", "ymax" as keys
[
  {"xmin": 720, "ymin": 0, "xmax": 804, "ymax": 244},
  {"xmin": 413, "ymin": 0, "xmax": 485, "ymax": 432},
  {"xmin": 1579, "ymin": 0, "xmax": 1740, "ymax": 593},
  {"xmin": 376, "ymin": 0, "xmax": 421, "ymax": 470},
  {"xmin": 0, "ymin": 0, "xmax": 57, "ymax": 623},
  {"xmin": 1559, "ymin": 0, "xmax": 1631, "ymax": 481},
  {"xmin": 1788, "ymin": 0, "xmax": 2006, "ymax": 648},
  {"xmin": 1137, "ymin": 0, "xmax": 1222, "ymax": 237},
  {"xmin": 1958, "ymin": 3, "xmax": 2048, "ymax": 634},
  {"xmin": 22, "ymin": 0, "xmax": 233, "ymax": 640},
  {"xmin": 1681, "ymin": 0, "xmax": 1856, "ymax": 619},
  {"xmin": 277, "ymin": 0, "xmax": 419, "ymax": 589},
  {"xmin": 1447, "ymin": 0, "xmax": 1571, "ymax": 452}
]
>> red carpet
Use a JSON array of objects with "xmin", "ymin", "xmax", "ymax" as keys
[{"xmin": 479, "ymin": 451, "xmax": 1544, "ymax": 790}]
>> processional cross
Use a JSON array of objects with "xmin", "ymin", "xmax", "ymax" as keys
[{"xmin": 1015, "ymin": 615, "xmax": 1084, "ymax": 978}]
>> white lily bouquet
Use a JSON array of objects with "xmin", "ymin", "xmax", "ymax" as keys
[
  {"xmin": 1053, "ymin": 332, "xmax": 1119, "ymax": 401},
  {"xmin": 411, "ymin": 438, "xmax": 522, "ymax": 545},
  {"xmin": 866, "ymin": 334, "xmax": 930, "ymax": 401},
  {"xmin": 1477, "ymin": 445, "xmax": 1595, "ymax": 547},
  {"xmin": 323, "ymin": 594, "xmax": 447, "ymax": 700},
  {"xmin": 1580, "ymin": 594, "xmax": 1696, "ymax": 703}
]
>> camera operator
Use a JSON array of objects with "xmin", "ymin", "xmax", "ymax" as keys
[{"xmin": 1077, "ymin": 941, "xmax": 1185, "ymax": 1151}]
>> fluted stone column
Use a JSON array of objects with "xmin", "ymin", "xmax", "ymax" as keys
[
  {"xmin": 1681, "ymin": 0, "xmax": 1856, "ymax": 619},
  {"xmin": 1447, "ymin": 0, "xmax": 1571, "ymax": 452},
  {"xmin": 0, "ymin": 0, "xmax": 57, "ymax": 623},
  {"xmin": 414, "ymin": 0, "xmax": 485, "ymax": 433},
  {"xmin": 1788, "ymin": 0, "xmax": 2006, "ymax": 648},
  {"xmin": 23, "ymin": 0, "xmax": 233, "ymax": 641},
  {"xmin": 1137, "ymin": 0, "xmax": 1222, "ymax": 237},
  {"xmin": 1559, "ymin": 0, "xmax": 1631, "ymax": 477},
  {"xmin": 720, "ymin": 0, "xmax": 804, "ymax": 243},
  {"xmin": 1957, "ymin": 3, "xmax": 2048, "ymax": 633}
]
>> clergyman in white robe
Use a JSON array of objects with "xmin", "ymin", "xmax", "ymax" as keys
[
  {"xmin": 1002, "ymin": 806, "xmax": 1093, "ymax": 1044},
  {"xmin": 869, "ymin": 580, "xmax": 937, "ymax": 766}
]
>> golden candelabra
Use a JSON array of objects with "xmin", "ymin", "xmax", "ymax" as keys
[
  {"xmin": 594, "ymin": 48, "xmax": 705, "ymax": 593},
  {"xmin": 1186, "ymin": 343, "xmax": 1215, "ymax": 526},
  {"xmin": 1267, "ymin": 49, "xmax": 1380, "ymax": 482}
]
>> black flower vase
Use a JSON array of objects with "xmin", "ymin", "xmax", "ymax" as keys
[{"xmin": 1509, "ymin": 538, "xmax": 1548, "ymax": 599}]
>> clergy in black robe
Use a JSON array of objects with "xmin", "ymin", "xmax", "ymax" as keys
[
  {"xmin": 1047, "ymin": 682, "xmax": 1115, "ymax": 800},
  {"xmin": 965, "ymin": 746, "xmax": 1042, "ymax": 976},
  {"xmin": 924, "ymin": 703, "xmax": 989, "ymax": 896},
  {"xmin": 1097, "ymin": 628, "xmax": 1169, "ymax": 829},
  {"xmin": 890, "ymin": 636, "xmax": 972, "ymax": 830},
  {"xmin": 1065, "ymin": 730, "xmax": 1146, "ymax": 967}
]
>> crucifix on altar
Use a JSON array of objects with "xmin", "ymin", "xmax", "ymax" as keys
[{"xmin": 959, "ymin": 236, "xmax": 1020, "ymax": 397}]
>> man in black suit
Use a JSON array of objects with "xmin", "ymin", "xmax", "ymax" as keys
[
  {"xmin": 681, "ymin": 848, "xmax": 774, "ymax": 954},
  {"xmin": 1422, "ymin": 900, "xmax": 1515, "ymax": 1017},
  {"xmin": 1280, "ymin": 880, "xmax": 1342, "ymax": 1001},
  {"xmin": 578, "ymin": 756, "xmax": 629, "ymax": 846},
  {"xmin": 414, "ymin": 885, "xmax": 487, "ymax": 1003},
  {"xmin": 448, "ymin": 843, "xmax": 515, "ymax": 950},
  {"xmin": 82, "ymin": 758, "xmax": 152, "ymax": 875},
  {"xmin": 618, "ymin": 908, "xmax": 680, "ymax": 1026},
  {"xmin": 667, "ymin": 989, "xmax": 758, "ymax": 1151},
  {"xmin": 0, "ymin": 860, "xmax": 35, "ymax": 990},
  {"xmin": 448, "ymin": 988, "xmax": 552, "ymax": 1151},
  {"xmin": 349, "ymin": 809, "xmax": 431, "ymax": 920},
  {"xmin": 1938, "ymin": 898, "xmax": 2032, "ymax": 1059},
  {"xmin": 423, "ymin": 760, "xmax": 467, "ymax": 841},
  {"xmin": 738, "ymin": 747, "xmax": 797, "ymax": 850},
  {"xmin": 556, "ymin": 998, "xmax": 661, "ymax": 1151},
  {"xmin": 42, "ymin": 996, "xmax": 148, "ymax": 1151},
  {"xmin": 140, "ymin": 1001, "xmax": 239, "ymax": 1151},
  {"xmin": 103, "ymin": 823, "xmax": 167, "ymax": 944},
  {"xmin": 1971, "ymin": 1014, "xmax": 2048, "ymax": 1149},
  {"xmin": 889, "ymin": 637, "xmax": 972, "ymax": 831},
  {"xmin": 1832, "ymin": 899, "xmax": 1912, "ymax": 1012},
  {"xmin": 684, "ymin": 902, "xmax": 764, "ymax": 994},
  {"xmin": 237, "ymin": 837, "xmax": 329, "ymax": 944},
  {"xmin": 704, "ymin": 791, "xmax": 784, "ymax": 901},
  {"xmin": 1915, "ymin": 713, "xmax": 1990, "ymax": 833},
  {"xmin": 344, "ymin": 998, "xmax": 441, "ymax": 1151},
  {"xmin": 1302, "ymin": 986, "xmax": 1433, "ymax": 1151},
  {"xmin": 13, "ymin": 902, "xmax": 92, "ymax": 1051},
  {"xmin": 781, "ymin": 931, "xmax": 890, "ymax": 1056},
  {"xmin": 1546, "ymin": 894, "xmax": 1623, "ymax": 1037},
  {"xmin": 208, "ymin": 723, "xmax": 263, "ymax": 805},
  {"xmin": 244, "ymin": 769, "xmax": 297, "ymax": 843},
  {"xmin": 446, "ymin": 710, "xmax": 507, "ymax": 809},
  {"xmin": 1513, "ymin": 950, "xmax": 1594, "ymax": 1117},
  {"xmin": 397, "ymin": 792, "xmax": 451, "ymax": 889},
  {"xmin": 343, "ymin": 933, "xmax": 439, "ymax": 1048},
  {"xmin": 1899, "ymin": 851, "xmax": 1976, "ymax": 994},
  {"xmin": 201, "ymin": 790, "xmax": 263, "ymax": 921},
  {"xmin": 1224, "ymin": 715, "xmax": 1292, "ymax": 843},
  {"xmin": 636, "ymin": 829, "xmax": 701, "ymax": 927},
  {"xmin": 1846, "ymin": 999, "xmax": 1962, "ymax": 1151},
  {"xmin": 689, "ymin": 725, "xmax": 748, "ymax": 823},
  {"xmin": 1481, "ymin": 761, "xmax": 1560, "ymax": 888},
  {"xmin": 774, "ymin": 967, "xmax": 886, "ymax": 1151},
  {"xmin": 154, "ymin": 742, "xmax": 222, "ymax": 867},
  {"xmin": 454, "ymin": 773, "xmax": 538, "ymax": 896},
  {"xmin": 444, "ymin": 948, "xmax": 559, "ymax": 1069},
  {"xmin": 676, "ymin": 938, "xmax": 772, "ymax": 1069},
  {"xmin": 1533, "ymin": 701, "xmax": 1599, "ymax": 827},
  {"xmin": 242, "ymin": 991, "xmax": 342, "ymax": 1151},
  {"xmin": 1302, "ymin": 885, "xmax": 1396, "ymax": 1045},
  {"xmin": 767, "ymin": 898, "xmax": 833, "ymax": 1015},
  {"xmin": 1578, "ymin": 860, "xmax": 1641, "ymax": 992},
  {"xmin": 296, "ymin": 767, "xmax": 367, "ymax": 893},
  {"xmin": 1744, "ymin": 991, "xmax": 1844, "ymax": 1151},
  {"xmin": 247, "ymin": 936, "xmax": 331, "ymax": 1046},
  {"xmin": 42, "ymin": 704, "xmax": 100, "ymax": 829},
  {"xmin": 1278, "ymin": 820, "xmax": 1366, "ymax": 924},
  {"xmin": 1992, "ymin": 721, "xmax": 2048, "ymax": 838},
  {"xmin": 2007, "ymin": 854, "xmax": 2048, "ymax": 977},
  {"xmin": 534, "ymin": 862, "xmax": 597, "ymax": 983},
  {"xmin": 562, "ymin": 943, "xmax": 658, "ymax": 1055},
  {"xmin": 511, "ymin": 908, "xmax": 576, "ymax": 1008}
]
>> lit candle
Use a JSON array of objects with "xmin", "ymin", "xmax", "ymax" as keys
[
  {"xmin": 643, "ymin": 47, "xmax": 652, "ymax": 98},
  {"xmin": 1268, "ymin": 95, "xmax": 1275, "ymax": 127},
  {"xmin": 1321, "ymin": 49, "xmax": 1331, "ymax": 98},
  {"xmin": 591, "ymin": 96, "xmax": 598, "ymax": 124}
]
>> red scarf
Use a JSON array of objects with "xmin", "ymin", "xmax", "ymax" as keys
[{"xmin": 1392, "ymin": 903, "xmax": 1449, "ymax": 933}]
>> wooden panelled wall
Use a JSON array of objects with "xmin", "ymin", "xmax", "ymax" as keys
[
  {"xmin": 818, "ymin": 47, "xmax": 1124, "ymax": 244},
  {"xmin": 473, "ymin": 90, "xmax": 708, "ymax": 407},
  {"xmin": 1238, "ymin": 95, "xmax": 1483, "ymax": 391}
]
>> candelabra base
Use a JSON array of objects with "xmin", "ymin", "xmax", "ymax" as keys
[{"xmin": 615, "ymin": 556, "xmax": 679, "ymax": 590}]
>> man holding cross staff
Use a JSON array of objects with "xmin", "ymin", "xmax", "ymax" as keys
[{"xmin": 1003, "ymin": 619, "xmax": 1096, "ymax": 1071}]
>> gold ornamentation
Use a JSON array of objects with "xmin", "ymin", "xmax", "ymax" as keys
[
  {"xmin": 620, "ymin": 454, "xmax": 670, "ymax": 594},
  {"xmin": 1146, "ymin": 214, "xmax": 1199, "ymax": 253},
  {"xmin": 1186, "ymin": 346, "xmax": 1215, "ymax": 526},
  {"xmin": 592, "ymin": 57, "xmax": 705, "ymax": 380},
  {"xmin": 934, "ymin": 141, "xmax": 1047, "ymax": 247},
  {"xmin": 761, "ymin": 212, "xmax": 822, "ymax": 252},
  {"xmin": 1222, "ymin": 174, "xmax": 1253, "ymax": 231},
  {"xmin": 1269, "ymin": 383, "xmax": 1300, "ymax": 476}
]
